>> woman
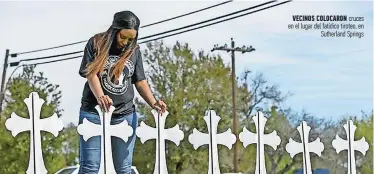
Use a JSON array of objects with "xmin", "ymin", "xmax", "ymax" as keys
[{"xmin": 78, "ymin": 10, "xmax": 166, "ymax": 174}]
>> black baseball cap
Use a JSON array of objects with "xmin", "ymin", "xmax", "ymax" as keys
[{"xmin": 111, "ymin": 11, "xmax": 140, "ymax": 30}]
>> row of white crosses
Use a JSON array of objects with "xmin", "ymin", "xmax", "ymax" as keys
[{"xmin": 4, "ymin": 92, "xmax": 370, "ymax": 174}]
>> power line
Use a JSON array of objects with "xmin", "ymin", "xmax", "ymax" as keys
[
  {"xmin": 9, "ymin": 41, "xmax": 87, "ymax": 58},
  {"xmin": 32, "ymin": 55, "xmax": 83, "ymax": 66},
  {"xmin": 12, "ymin": 51, "xmax": 82, "ymax": 65},
  {"xmin": 139, "ymin": 0, "xmax": 276, "ymax": 40},
  {"xmin": 11, "ymin": 1, "xmax": 234, "ymax": 56},
  {"xmin": 11, "ymin": 1, "xmax": 291, "ymax": 66},
  {"xmin": 140, "ymin": 0, "xmax": 233, "ymax": 28},
  {"xmin": 12, "ymin": 1, "xmax": 279, "ymax": 64},
  {"xmin": 10, "ymin": 55, "xmax": 82, "ymax": 67},
  {"xmin": 28, "ymin": 38, "xmax": 364, "ymax": 67},
  {"xmin": 140, "ymin": 1, "xmax": 291, "ymax": 43}
]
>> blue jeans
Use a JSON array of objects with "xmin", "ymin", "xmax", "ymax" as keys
[{"xmin": 78, "ymin": 110, "xmax": 138, "ymax": 174}]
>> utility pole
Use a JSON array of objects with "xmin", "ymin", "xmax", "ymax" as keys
[
  {"xmin": 0, "ymin": 49, "xmax": 9, "ymax": 114},
  {"xmin": 211, "ymin": 38, "xmax": 255, "ymax": 172}
]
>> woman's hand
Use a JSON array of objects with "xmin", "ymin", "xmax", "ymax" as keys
[
  {"xmin": 87, "ymin": 74, "xmax": 111, "ymax": 112},
  {"xmin": 152, "ymin": 100, "xmax": 167, "ymax": 114},
  {"xmin": 134, "ymin": 80, "xmax": 167, "ymax": 114},
  {"xmin": 97, "ymin": 95, "xmax": 113, "ymax": 112}
]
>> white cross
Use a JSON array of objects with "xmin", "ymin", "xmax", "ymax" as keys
[
  {"xmin": 77, "ymin": 105, "xmax": 134, "ymax": 174},
  {"xmin": 136, "ymin": 109, "xmax": 184, "ymax": 174},
  {"xmin": 188, "ymin": 110, "xmax": 236, "ymax": 174},
  {"xmin": 238, "ymin": 111, "xmax": 281, "ymax": 174},
  {"xmin": 332, "ymin": 120, "xmax": 369, "ymax": 174},
  {"xmin": 5, "ymin": 92, "xmax": 64, "ymax": 174},
  {"xmin": 285, "ymin": 121, "xmax": 324, "ymax": 174}
]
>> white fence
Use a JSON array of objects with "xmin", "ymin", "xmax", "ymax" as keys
[{"xmin": 4, "ymin": 92, "xmax": 371, "ymax": 174}]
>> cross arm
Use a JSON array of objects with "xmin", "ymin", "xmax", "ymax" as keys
[
  {"xmin": 216, "ymin": 128, "xmax": 236, "ymax": 149},
  {"xmin": 263, "ymin": 130, "xmax": 281, "ymax": 150},
  {"xmin": 285, "ymin": 138, "xmax": 304, "ymax": 158},
  {"xmin": 136, "ymin": 121, "xmax": 157, "ymax": 143},
  {"xmin": 308, "ymin": 137, "xmax": 324, "ymax": 156},
  {"xmin": 164, "ymin": 124, "xmax": 184, "ymax": 146},
  {"xmin": 39, "ymin": 113, "xmax": 64, "ymax": 137},
  {"xmin": 77, "ymin": 118, "xmax": 102, "ymax": 141},
  {"xmin": 332, "ymin": 134, "xmax": 349, "ymax": 154},
  {"xmin": 109, "ymin": 120, "xmax": 134, "ymax": 143},
  {"xmin": 188, "ymin": 128, "xmax": 210, "ymax": 150},
  {"xmin": 238, "ymin": 127, "xmax": 257, "ymax": 147},
  {"xmin": 5, "ymin": 112, "xmax": 31, "ymax": 137},
  {"xmin": 353, "ymin": 137, "xmax": 370, "ymax": 156}
]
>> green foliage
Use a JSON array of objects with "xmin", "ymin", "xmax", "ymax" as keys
[
  {"xmin": 1, "ymin": 41, "xmax": 370, "ymax": 174},
  {"xmin": 133, "ymin": 41, "xmax": 251, "ymax": 173},
  {"xmin": 353, "ymin": 112, "xmax": 373, "ymax": 174},
  {"xmin": 324, "ymin": 112, "xmax": 373, "ymax": 174},
  {"xmin": 132, "ymin": 41, "xmax": 292, "ymax": 173},
  {"xmin": 131, "ymin": 40, "xmax": 372, "ymax": 174},
  {"xmin": 0, "ymin": 65, "xmax": 78, "ymax": 174}
]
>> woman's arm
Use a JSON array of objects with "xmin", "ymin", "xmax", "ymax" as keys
[
  {"xmin": 135, "ymin": 80, "xmax": 157, "ymax": 107},
  {"xmin": 87, "ymin": 74, "xmax": 112, "ymax": 112},
  {"xmin": 135, "ymin": 80, "xmax": 166, "ymax": 113},
  {"xmin": 87, "ymin": 74, "xmax": 104, "ymax": 99},
  {"xmin": 132, "ymin": 47, "xmax": 166, "ymax": 113},
  {"xmin": 79, "ymin": 37, "xmax": 112, "ymax": 112}
]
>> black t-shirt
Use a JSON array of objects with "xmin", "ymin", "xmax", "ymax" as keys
[{"xmin": 78, "ymin": 36, "xmax": 146, "ymax": 116}]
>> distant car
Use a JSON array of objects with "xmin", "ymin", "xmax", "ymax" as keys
[
  {"xmin": 54, "ymin": 165, "xmax": 79, "ymax": 174},
  {"xmin": 55, "ymin": 165, "xmax": 139, "ymax": 174}
]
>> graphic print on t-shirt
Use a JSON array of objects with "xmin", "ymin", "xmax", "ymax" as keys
[{"xmin": 101, "ymin": 55, "xmax": 135, "ymax": 95}]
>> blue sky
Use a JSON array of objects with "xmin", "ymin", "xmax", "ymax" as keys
[{"xmin": 0, "ymin": 1, "xmax": 372, "ymax": 125}]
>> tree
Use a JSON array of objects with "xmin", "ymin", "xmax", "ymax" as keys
[
  {"xmin": 133, "ymin": 41, "xmax": 288, "ymax": 173},
  {"xmin": 319, "ymin": 111, "xmax": 374, "ymax": 174},
  {"xmin": 131, "ymin": 40, "xmax": 368, "ymax": 173},
  {"xmin": 133, "ymin": 41, "xmax": 251, "ymax": 173},
  {"xmin": 232, "ymin": 70, "xmax": 291, "ymax": 173},
  {"xmin": 350, "ymin": 111, "xmax": 373, "ymax": 174},
  {"xmin": 0, "ymin": 65, "xmax": 78, "ymax": 173},
  {"xmin": 235, "ymin": 69, "xmax": 364, "ymax": 173}
]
